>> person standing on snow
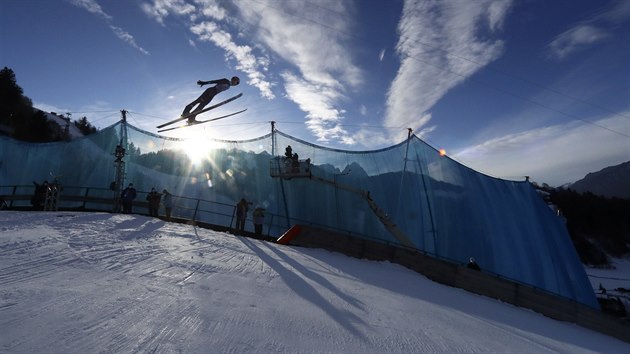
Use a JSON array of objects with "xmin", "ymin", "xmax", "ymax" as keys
[
  {"xmin": 182, "ymin": 76, "xmax": 240, "ymax": 123},
  {"xmin": 235, "ymin": 198, "xmax": 250, "ymax": 232},
  {"xmin": 253, "ymin": 206, "xmax": 265, "ymax": 236},
  {"xmin": 162, "ymin": 189, "xmax": 173, "ymax": 221},
  {"xmin": 121, "ymin": 183, "xmax": 137, "ymax": 214},
  {"xmin": 146, "ymin": 188, "xmax": 161, "ymax": 217}
]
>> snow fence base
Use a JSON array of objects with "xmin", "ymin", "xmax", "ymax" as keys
[{"xmin": 279, "ymin": 224, "xmax": 630, "ymax": 343}]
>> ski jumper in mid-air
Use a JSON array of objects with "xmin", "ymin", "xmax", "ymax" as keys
[{"xmin": 182, "ymin": 76, "xmax": 240, "ymax": 123}]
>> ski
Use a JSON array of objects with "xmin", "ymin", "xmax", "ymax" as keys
[
  {"xmin": 157, "ymin": 109, "xmax": 247, "ymax": 133},
  {"xmin": 156, "ymin": 93, "xmax": 243, "ymax": 128}
]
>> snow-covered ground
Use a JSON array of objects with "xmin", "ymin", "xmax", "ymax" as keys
[
  {"xmin": 1, "ymin": 211, "xmax": 628, "ymax": 353},
  {"xmin": 586, "ymin": 257, "xmax": 630, "ymax": 314}
]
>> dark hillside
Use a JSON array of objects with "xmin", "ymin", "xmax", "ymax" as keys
[
  {"xmin": 550, "ymin": 188, "xmax": 630, "ymax": 264},
  {"xmin": 571, "ymin": 161, "xmax": 630, "ymax": 199}
]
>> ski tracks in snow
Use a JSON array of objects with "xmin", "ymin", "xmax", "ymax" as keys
[{"xmin": 0, "ymin": 211, "xmax": 627, "ymax": 353}]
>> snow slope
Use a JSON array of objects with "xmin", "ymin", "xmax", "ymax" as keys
[
  {"xmin": 43, "ymin": 111, "xmax": 84, "ymax": 139},
  {"xmin": 0, "ymin": 211, "xmax": 628, "ymax": 353}
]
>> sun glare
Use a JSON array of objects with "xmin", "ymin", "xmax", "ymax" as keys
[{"xmin": 181, "ymin": 133, "xmax": 215, "ymax": 165}]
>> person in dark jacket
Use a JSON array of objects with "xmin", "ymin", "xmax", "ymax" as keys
[
  {"xmin": 146, "ymin": 188, "xmax": 161, "ymax": 217},
  {"xmin": 162, "ymin": 189, "xmax": 173, "ymax": 221},
  {"xmin": 121, "ymin": 183, "xmax": 137, "ymax": 214},
  {"xmin": 253, "ymin": 206, "xmax": 265, "ymax": 236},
  {"xmin": 235, "ymin": 198, "xmax": 250, "ymax": 232},
  {"xmin": 182, "ymin": 76, "xmax": 240, "ymax": 123}
]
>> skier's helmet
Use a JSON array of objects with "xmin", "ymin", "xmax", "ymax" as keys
[{"xmin": 231, "ymin": 76, "xmax": 240, "ymax": 86}]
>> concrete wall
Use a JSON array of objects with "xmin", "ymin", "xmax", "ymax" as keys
[{"xmin": 287, "ymin": 225, "xmax": 630, "ymax": 343}]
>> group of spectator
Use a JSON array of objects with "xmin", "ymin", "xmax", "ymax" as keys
[
  {"xmin": 120, "ymin": 183, "xmax": 172, "ymax": 220},
  {"xmin": 284, "ymin": 145, "xmax": 302, "ymax": 173},
  {"xmin": 119, "ymin": 184, "xmax": 264, "ymax": 235},
  {"xmin": 235, "ymin": 198, "xmax": 265, "ymax": 236},
  {"xmin": 31, "ymin": 180, "xmax": 62, "ymax": 210}
]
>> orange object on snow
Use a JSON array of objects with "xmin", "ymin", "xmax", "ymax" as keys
[{"xmin": 276, "ymin": 225, "xmax": 302, "ymax": 245}]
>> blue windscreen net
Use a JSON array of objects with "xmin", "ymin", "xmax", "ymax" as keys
[{"xmin": 0, "ymin": 120, "xmax": 598, "ymax": 309}]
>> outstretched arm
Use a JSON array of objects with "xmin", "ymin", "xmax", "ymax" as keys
[{"xmin": 197, "ymin": 79, "xmax": 223, "ymax": 87}]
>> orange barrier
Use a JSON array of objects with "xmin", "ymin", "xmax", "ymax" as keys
[{"xmin": 276, "ymin": 225, "xmax": 302, "ymax": 245}]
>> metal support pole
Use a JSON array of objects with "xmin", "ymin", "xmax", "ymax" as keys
[{"xmin": 113, "ymin": 110, "xmax": 128, "ymax": 212}]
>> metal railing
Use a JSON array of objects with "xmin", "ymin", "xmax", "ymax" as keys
[{"xmin": 0, "ymin": 184, "xmax": 368, "ymax": 240}]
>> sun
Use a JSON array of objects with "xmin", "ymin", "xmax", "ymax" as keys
[{"xmin": 181, "ymin": 132, "xmax": 215, "ymax": 165}]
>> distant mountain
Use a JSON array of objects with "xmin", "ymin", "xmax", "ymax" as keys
[{"xmin": 570, "ymin": 161, "xmax": 630, "ymax": 199}]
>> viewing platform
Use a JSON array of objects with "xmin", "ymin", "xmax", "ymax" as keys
[{"xmin": 269, "ymin": 156, "xmax": 312, "ymax": 178}]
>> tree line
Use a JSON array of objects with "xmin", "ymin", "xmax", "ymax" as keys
[
  {"xmin": 0, "ymin": 66, "xmax": 97, "ymax": 142},
  {"xmin": 549, "ymin": 188, "xmax": 630, "ymax": 264}
]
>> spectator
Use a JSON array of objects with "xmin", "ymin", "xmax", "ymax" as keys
[
  {"xmin": 121, "ymin": 183, "xmax": 137, "ymax": 214},
  {"xmin": 236, "ymin": 198, "xmax": 250, "ymax": 232},
  {"xmin": 146, "ymin": 188, "xmax": 161, "ymax": 217},
  {"xmin": 284, "ymin": 145, "xmax": 293, "ymax": 173},
  {"xmin": 292, "ymin": 153, "xmax": 300, "ymax": 173},
  {"xmin": 253, "ymin": 206, "xmax": 265, "ymax": 236},
  {"xmin": 284, "ymin": 145, "xmax": 293, "ymax": 159},
  {"xmin": 30, "ymin": 180, "xmax": 48, "ymax": 210},
  {"xmin": 162, "ymin": 189, "xmax": 173, "ymax": 221}
]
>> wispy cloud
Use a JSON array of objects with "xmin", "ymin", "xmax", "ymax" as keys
[
  {"xmin": 189, "ymin": 21, "xmax": 275, "ymax": 99},
  {"xmin": 141, "ymin": 0, "xmax": 275, "ymax": 100},
  {"xmin": 385, "ymin": 0, "xmax": 513, "ymax": 142},
  {"xmin": 140, "ymin": 0, "xmax": 364, "ymax": 144},
  {"xmin": 453, "ymin": 114, "xmax": 630, "ymax": 185},
  {"xmin": 109, "ymin": 26, "xmax": 150, "ymax": 55},
  {"xmin": 139, "ymin": 0, "xmax": 195, "ymax": 25},
  {"xmin": 232, "ymin": 0, "xmax": 363, "ymax": 143},
  {"xmin": 379, "ymin": 49, "xmax": 386, "ymax": 62},
  {"xmin": 68, "ymin": 0, "xmax": 111, "ymax": 20},
  {"xmin": 547, "ymin": 0, "xmax": 630, "ymax": 60},
  {"xmin": 282, "ymin": 72, "xmax": 353, "ymax": 144},
  {"xmin": 68, "ymin": 0, "xmax": 149, "ymax": 55},
  {"xmin": 547, "ymin": 25, "xmax": 609, "ymax": 61}
]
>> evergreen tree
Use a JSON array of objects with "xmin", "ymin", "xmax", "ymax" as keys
[
  {"xmin": 0, "ymin": 67, "xmax": 31, "ymax": 125},
  {"xmin": 74, "ymin": 116, "xmax": 97, "ymax": 135},
  {"xmin": 0, "ymin": 67, "xmax": 66, "ymax": 142},
  {"xmin": 0, "ymin": 67, "xmax": 23, "ymax": 109}
]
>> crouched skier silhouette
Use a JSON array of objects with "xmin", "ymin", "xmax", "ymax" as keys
[{"xmin": 182, "ymin": 76, "xmax": 240, "ymax": 124}]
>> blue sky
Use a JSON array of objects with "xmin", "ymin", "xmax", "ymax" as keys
[{"xmin": 1, "ymin": 0, "xmax": 629, "ymax": 185}]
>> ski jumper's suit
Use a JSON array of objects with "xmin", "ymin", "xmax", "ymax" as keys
[{"xmin": 182, "ymin": 78, "xmax": 231, "ymax": 123}]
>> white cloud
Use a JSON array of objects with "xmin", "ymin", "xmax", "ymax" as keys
[
  {"xmin": 453, "ymin": 114, "xmax": 630, "ymax": 185},
  {"xmin": 140, "ymin": 0, "xmax": 195, "ymax": 25},
  {"xmin": 379, "ymin": 49, "xmax": 386, "ymax": 62},
  {"xmin": 385, "ymin": 0, "xmax": 513, "ymax": 142},
  {"xmin": 231, "ymin": 0, "xmax": 363, "ymax": 143},
  {"xmin": 282, "ymin": 72, "xmax": 353, "ymax": 144},
  {"xmin": 68, "ymin": 0, "xmax": 149, "ymax": 55},
  {"xmin": 68, "ymin": 0, "xmax": 112, "ymax": 21},
  {"xmin": 190, "ymin": 22, "xmax": 275, "ymax": 99},
  {"xmin": 140, "ymin": 0, "xmax": 365, "ymax": 143},
  {"xmin": 194, "ymin": 0, "xmax": 227, "ymax": 21},
  {"xmin": 547, "ymin": 25, "xmax": 609, "ymax": 61},
  {"xmin": 235, "ymin": 1, "xmax": 362, "ymax": 89},
  {"xmin": 487, "ymin": 0, "xmax": 512, "ymax": 31},
  {"xmin": 547, "ymin": 0, "xmax": 630, "ymax": 60},
  {"xmin": 141, "ymin": 0, "xmax": 275, "ymax": 100},
  {"xmin": 109, "ymin": 26, "xmax": 150, "ymax": 55}
]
